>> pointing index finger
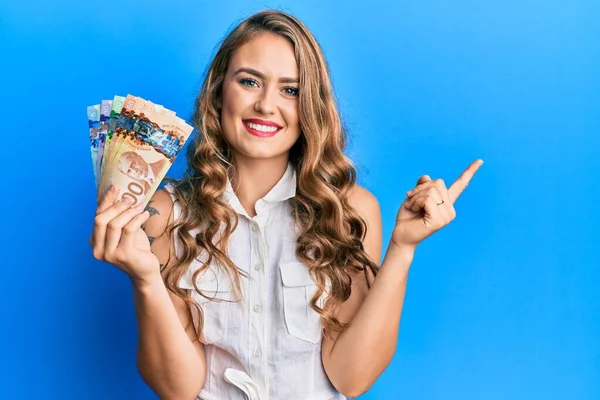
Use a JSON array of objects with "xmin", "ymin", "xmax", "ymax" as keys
[
  {"xmin": 416, "ymin": 175, "xmax": 431, "ymax": 185},
  {"xmin": 448, "ymin": 159, "xmax": 484, "ymax": 203}
]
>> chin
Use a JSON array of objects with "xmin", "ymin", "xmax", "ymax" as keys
[{"xmin": 233, "ymin": 144, "xmax": 288, "ymax": 160}]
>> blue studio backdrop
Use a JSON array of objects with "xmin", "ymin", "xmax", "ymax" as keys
[{"xmin": 1, "ymin": 1, "xmax": 598, "ymax": 399}]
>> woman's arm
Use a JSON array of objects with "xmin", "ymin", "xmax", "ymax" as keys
[
  {"xmin": 324, "ymin": 162, "xmax": 483, "ymax": 397},
  {"xmin": 322, "ymin": 185, "xmax": 413, "ymax": 398},
  {"xmin": 114, "ymin": 190, "xmax": 207, "ymax": 400},
  {"xmin": 133, "ymin": 276, "xmax": 206, "ymax": 400},
  {"xmin": 91, "ymin": 187, "xmax": 206, "ymax": 399}
]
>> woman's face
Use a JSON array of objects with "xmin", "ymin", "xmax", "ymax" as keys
[{"xmin": 220, "ymin": 32, "xmax": 301, "ymax": 162}]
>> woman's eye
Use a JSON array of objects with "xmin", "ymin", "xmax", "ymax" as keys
[
  {"xmin": 239, "ymin": 78, "xmax": 258, "ymax": 87},
  {"xmin": 239, "ymin": 78, "xmax": 298, "ymax": 97},
  {"xmin": 284, "ymin": 87, "xmax": 299, "ymax": 97}
]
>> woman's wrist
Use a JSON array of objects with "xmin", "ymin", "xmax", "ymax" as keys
[
  {"xmin": 130, "ymin": 272, "xmax": 165, "ymax": 293},
  {"xmin": 387, "ymin": 240, "xmax": 417, "ymax": 261}
]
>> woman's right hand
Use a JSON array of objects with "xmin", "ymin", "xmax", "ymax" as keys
[{"xmin": 90, "ymin": 185, "xmax": 161, "ymax": 284}]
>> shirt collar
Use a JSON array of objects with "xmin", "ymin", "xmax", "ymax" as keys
[{"xmin": 223, "ymin": 161, "xmax": 296, "ymax": 215}]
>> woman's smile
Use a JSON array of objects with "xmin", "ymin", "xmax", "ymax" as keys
[{"xmin": 242, "ymin": 118, "xmax": 284, "ymax": 137}]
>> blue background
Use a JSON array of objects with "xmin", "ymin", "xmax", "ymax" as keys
[{"xmin": 1, "ymin": 0, "xmax": 598, "ymax": 399}]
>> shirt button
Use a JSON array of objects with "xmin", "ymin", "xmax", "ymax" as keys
[
  {"xmin": 253, "ymin": 303, "xmax": 263, "ymax": 313},
  {"xmin": 253, "ymin": 347, "xmax": 262, "ymax": 358},
  {"xmin": 254, "ymin": 262, "xmax": 262, "ymax": 271},
  {"xmin": 251, "ymin": 223, "xmax": 259, "ymax": 232}
]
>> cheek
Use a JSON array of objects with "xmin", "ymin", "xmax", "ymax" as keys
[
  {"xmin": 282, "ymin": 103, "xmax": 300, "ymax": 129},
  {"xmin": 220, "ymin": 86, "xmax": 244, "ymax": 137},
  {"xmin": 222, "ymin": 84, "xmax": 254, "ymax": 115}
]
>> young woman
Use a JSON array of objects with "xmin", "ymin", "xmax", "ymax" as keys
[{"xmin": 90, "ymin": 9, "xmax": 483, "ymax": 400}]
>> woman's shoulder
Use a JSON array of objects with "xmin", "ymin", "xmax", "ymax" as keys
[
  {"xmin": 143, "ymin": 186, "xmax": 177, "ymax": 239},
  {"xmin": 348, "ymin": 184, "xmax": 379, "ymax": 212},
  {"xmin": 347, "ymin": 183, "xmax": 383, "ymax": 266},
  {"xmin": 347, "ymin": 184, "xmax": 382, "ymax": 243},
  {"xmin": 147, "ymin": 187, "xmax": 175, "ymax": 214}
]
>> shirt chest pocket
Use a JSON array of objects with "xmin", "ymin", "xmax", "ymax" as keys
[
  {"xmin": 279, "ymin": 261, "xmax": 323, "ymax": 344},
  {"xmin": 179, "ymin": 262, "xmax": 235, "ymax": 345}
]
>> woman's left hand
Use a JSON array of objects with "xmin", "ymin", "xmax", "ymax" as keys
[{"xmin": 391, "ymin": 159, "xmax": 484, "ymax": 251}]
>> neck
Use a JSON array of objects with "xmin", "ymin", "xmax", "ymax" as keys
[{"xmin": 229, "ymin": 153, "xmax": 290, "ymax": 217}]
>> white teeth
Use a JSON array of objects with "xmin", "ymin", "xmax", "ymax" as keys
[{"xmin": 245, "ymin": 121, "xmax": 279, "ymax": 133}]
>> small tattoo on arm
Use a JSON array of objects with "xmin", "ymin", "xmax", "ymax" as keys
[{"xmin": 144, "ymin": 200, "xmax": 160, "ymax": 217}]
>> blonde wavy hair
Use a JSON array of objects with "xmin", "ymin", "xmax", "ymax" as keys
[{"xmin": 162, "ymin": 9, "xmax": 379, "ymax": 338}]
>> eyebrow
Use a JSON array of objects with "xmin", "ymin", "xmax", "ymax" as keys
[{"xmin": 233, "ymin": 67, "xmax": 299, "ymax": 84}]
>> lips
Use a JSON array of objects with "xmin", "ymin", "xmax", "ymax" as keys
[{"xmin": 242, "ymin": 118, "xmax": 283, "ymax": 138}]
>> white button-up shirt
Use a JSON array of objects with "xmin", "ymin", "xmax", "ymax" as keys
[{"xmin": 165, "ymin": 162, "xmax": 345, "ymax": 400}]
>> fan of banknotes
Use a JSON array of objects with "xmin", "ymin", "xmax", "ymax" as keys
[{"xmin": 87, "ymin": 94, "xmax": 193, "ymax": 208}]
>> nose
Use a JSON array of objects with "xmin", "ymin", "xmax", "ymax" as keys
[{"xmin": 254, "ymin": 86, "xmax": 276, "ymax": 115}]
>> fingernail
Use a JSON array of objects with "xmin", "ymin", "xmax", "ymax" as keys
[
  {"xmin": 135, "ymin": 203, "xmax": 145, "ymax": 211},
  {"xmin": 122, "ymin": 197, "xmax": 133, "ymax": 206}
]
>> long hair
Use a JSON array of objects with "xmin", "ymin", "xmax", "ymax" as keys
[{"xmin": 162, "ymin": 9, "xmax": 379, "ymax": 339}]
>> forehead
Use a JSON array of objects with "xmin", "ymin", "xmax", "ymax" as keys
[{"xmin": 228, "ymin": 33, "xmax": 298, "ymax": 78}]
